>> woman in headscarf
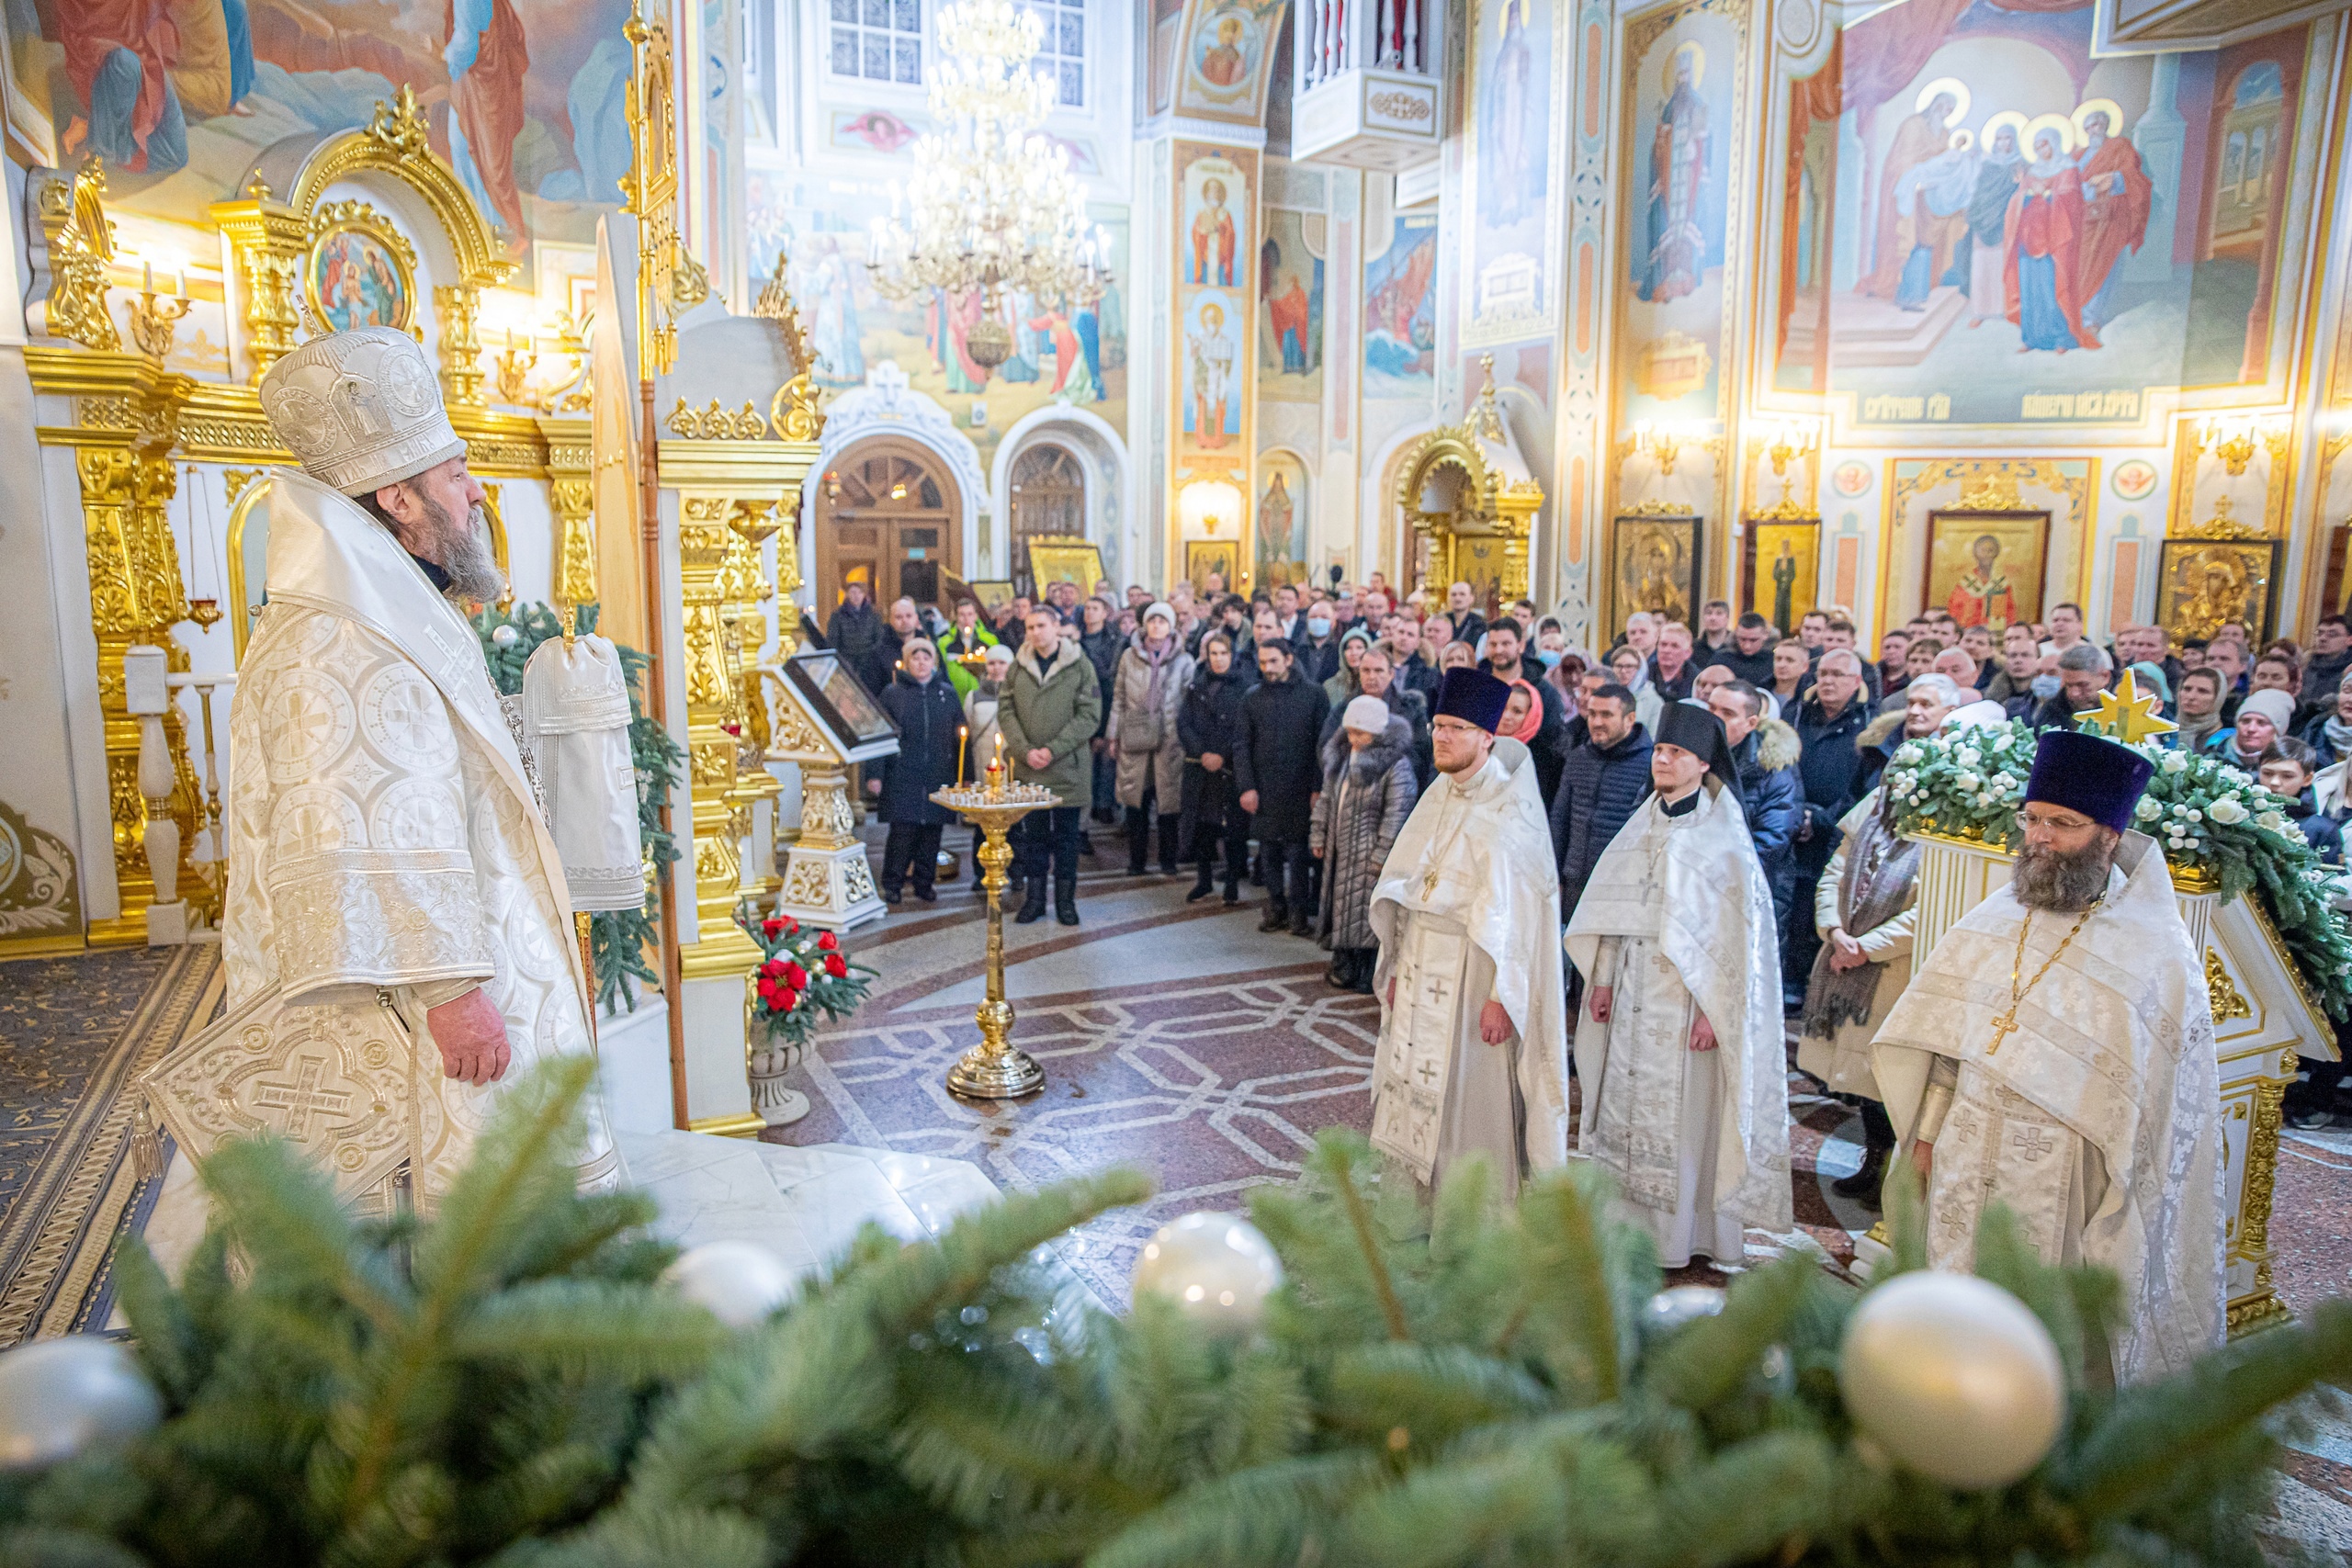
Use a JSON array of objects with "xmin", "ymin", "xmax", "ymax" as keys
[
  {"xmin": 1324, "ymin": 625, "xmax": 1373, "ymax": 708},
  {"xmin": 2128, "ymin": 660, "xmax": 2176, "ymax": 722},
  {"xmin": 1501, "ymin": 678, "xmax": 1566, "ymax": 805}
]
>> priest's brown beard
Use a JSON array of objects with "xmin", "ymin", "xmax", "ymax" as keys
[
  {"xmin": 419, "ymin": 491, "xmax": 506, "ymax": 604},
  {"xmin": 2012, "ymin": 832, "xmax": 2116, "ymax": 911}
]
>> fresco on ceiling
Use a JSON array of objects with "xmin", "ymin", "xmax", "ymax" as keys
[
  {"xmin": 1616, "ymin": 0, "xmax": 1744, "ymax": 423},
  {"xmin": 1259, "ymin": 208, "xmax": 1325, "ymax": 402},
  {"xmin": 6, "ymin": 0, "xmax": 639, "ymax": 262},
  {"xmin": 1461, "ymin": 0, "xmax": 1566, "ymax": 346},
  {"xmin": 1364, "ymin": 212, "xmax": 1437, "ymax": 395},
  {"xmin": 746, "ymin": 175, "xmax": 1129, "ymax": 471},
  {"xmin": 1771, "ymin": 0, "xmax": 2313, "ymax": 426}
]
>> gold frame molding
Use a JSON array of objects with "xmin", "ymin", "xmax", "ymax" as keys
[
  {"xmin": 300, "ymin": 197, "xmax": 419, "ymax": 335},
  {"xmin": 1393, "ymin": 366, "xmax": 1543, "ymax": 604}
]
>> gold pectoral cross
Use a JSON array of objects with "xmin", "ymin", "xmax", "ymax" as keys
[
  {"xmin": 1421, "ymin": 867, "xmax": 1441, "ymax": 899},
  {"xmin": 1986, "ymin": 1012, "xmax": 2018, "ymax": 1055}
]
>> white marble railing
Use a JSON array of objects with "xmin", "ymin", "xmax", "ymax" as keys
[{"xmin": 1300, "ymin": 0, "xmax": 1427, "ymax": 88}]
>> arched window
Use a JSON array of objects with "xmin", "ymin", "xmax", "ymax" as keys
[{"xmin": 1009, "ymin": 444, "xmax": 1087, "ymax": 593}]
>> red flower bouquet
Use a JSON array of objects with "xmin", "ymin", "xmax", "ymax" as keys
[{"xmin": 735, "ymin": 900, "xmax": 878, "ymax": 1047}]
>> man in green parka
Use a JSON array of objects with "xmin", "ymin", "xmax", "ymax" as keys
[{"xmin": 1001, "ymin": 606, "xmax": 1103, "ymax": 926}]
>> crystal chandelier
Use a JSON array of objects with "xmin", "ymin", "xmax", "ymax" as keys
[{"xmin": 865, "ymin": 0, "xmax": 1110, "ymax": 379}]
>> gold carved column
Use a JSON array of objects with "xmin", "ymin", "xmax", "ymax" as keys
[
  {"xmin": 28, "ymin": 350, "xmax": 205, "ymax": 944},
  {"xmin": 539, "ymin": 418, "xmax": 596, "ymax": 611},
  {"xmin": 207, "ymin": 180, "xmax": 305, "ymax": 385}
]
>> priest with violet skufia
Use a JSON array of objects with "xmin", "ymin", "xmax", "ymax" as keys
[
  {"xmin": 1368, "ymin": 668, "xmax": 1570, "ymax": 1199},
  {"xmin": 1872, "ymin": 730, "xmax": 2223, "ymax": 1382},
  {"xmin": 1565, "ymin": 702, "xmax": 1792, "ymax": 1269}
]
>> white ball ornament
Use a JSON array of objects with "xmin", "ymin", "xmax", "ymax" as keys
[
  {"xmin": 1838, "ymin": 1271, "xmax": 2065, "ymax": 1490},
  {"xmin": 663, "ymin": 1240, "xmax": 797, "ymax": 1327},
  {"xmin": 1641, "ymin": 1284, "xmax": 1726, "ymax": 1337},
  {"xmin": 1130, "ymin": 1212, "xmax": 1283, "ymax": 1334},
  {"xmin": 0, "ymin": 1338, "xmax": 163, "ymax": 1469},
  {"xmin": 490, "ymin": 623, "xmax": 520, "ymax": 648}
]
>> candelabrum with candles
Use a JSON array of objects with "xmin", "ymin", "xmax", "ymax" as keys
[
  {"xmin": 930, "ymin": 733, "xmax": 1060, "ymax": 1098},
  {"xmin": 126, "ymin": 261, "xmax": 189, "ymax": 362}
]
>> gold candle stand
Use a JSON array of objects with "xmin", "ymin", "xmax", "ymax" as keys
[{"xmin": 931, "ymin": 779, "xmax": 1062, "ymax": 1099}]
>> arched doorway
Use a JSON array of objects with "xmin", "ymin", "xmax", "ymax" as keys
[
  {"xmin": 813, "ymin": 435, "xmax": 963, "ymax": 613},
  {"xmin": 1007, "ymin": 443, "xmax": 1086, "ymax": 594}
]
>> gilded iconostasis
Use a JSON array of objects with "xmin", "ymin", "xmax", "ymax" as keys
[{"xmin": 5, "ymin": 0, "xmax": 2352, "ymax": 949}]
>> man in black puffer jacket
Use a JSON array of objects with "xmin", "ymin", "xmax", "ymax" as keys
[{"xmin": 1548, "ymin": 682, "xmax": 1653, "ymax": 930}]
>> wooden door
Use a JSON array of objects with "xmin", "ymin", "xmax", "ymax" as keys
[{"xmin": 813, "ymin": 438, "xmax": 962, "ymax": 615}]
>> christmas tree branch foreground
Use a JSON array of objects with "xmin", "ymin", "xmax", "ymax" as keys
[{"xmin": 6, "ymin": 1060, "xmax": 2346, "ymax": 1568}]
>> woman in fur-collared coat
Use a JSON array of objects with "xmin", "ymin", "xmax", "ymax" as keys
[{"xmin": 1310, "ymin": 699, "xmax": 1419, "ymax": 993}]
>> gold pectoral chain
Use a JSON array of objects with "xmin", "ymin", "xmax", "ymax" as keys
[{"xmin": 1986, "ymin": 897, "xmax": 2100, "ymax": 1055}]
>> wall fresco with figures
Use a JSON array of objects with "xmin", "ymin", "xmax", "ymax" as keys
[
  {"xmin": 5, "ymin": 0, "xmax": 636, "ymax": 267},
  {"xmin": 1771, "ymin": 1, "xmax": 2322, "ymax": 426},
  {"xmin": 1259, "ymin": 207, "xmax": 1326, "ymax": 402},
  {"xmin": 1461, "ymin": 0, "xmax": 1566, "ymax": 347},
  {"xmin": 1617, "ymin": 0, "xmax": 1748, "ymax": 425},
  {"xmin": 744, "ymin": 175, "xmax": 1129, "ymax": 475}
]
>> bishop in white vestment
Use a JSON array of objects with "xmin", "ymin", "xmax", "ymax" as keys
[
  {"xmin": 1873, "ymin": 730, "xmax": 2223, "ymax": 1382},
  {"xmin": 1566, "ymin": 702, "xmax": 1792, "ymax": 1267},
  {"xmin": 1369, "ymin": 669, "xmax": 1571, "ymax": 1197},
  {"xmin": 223, "ymin": 324, "xmax": 617, "ymax": 1203}
]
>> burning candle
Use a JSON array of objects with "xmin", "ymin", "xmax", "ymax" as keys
[{"xmin": 957, "ymin": 725, "xmax": 968, "ymax": 787}]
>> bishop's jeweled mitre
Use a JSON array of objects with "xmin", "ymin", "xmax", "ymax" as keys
[{"xmin": 257, "ymin": 325, "xmax": 464, "ymax": 497}]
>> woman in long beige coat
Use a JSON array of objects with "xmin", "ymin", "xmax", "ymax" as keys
[
  {"xmin": 1794, "ymin": 784, "xmax": 1919, "ymax": 1207},
  {"xmin": 1107, "ymin": 603, "xmax": 1194, "ymax": 874}
]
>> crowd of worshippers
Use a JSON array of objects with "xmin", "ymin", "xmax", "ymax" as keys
[
  {"xmin": 817, "ymin": 579, "xmax": 2352, "ymax": 1076},
  {"xmin": 815, "ymin": 574, "xmax": 2247, "ymax": 1377}
]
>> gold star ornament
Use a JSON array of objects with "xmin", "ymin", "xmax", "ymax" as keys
[{"xmin": 2080, "ymin": 666, "xmax": 2178, "ymax": 746}]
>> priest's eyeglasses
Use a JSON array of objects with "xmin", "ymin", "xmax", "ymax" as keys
[{"xmin": 2017, "ymin": 807, "xmax": 2098, "ymax": 842}]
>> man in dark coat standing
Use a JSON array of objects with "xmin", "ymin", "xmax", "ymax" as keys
[
  {"xmin": 828, "ymin": 581, "xmax": 891, "ymax": 696},
  {"xmin": 868, "ymin": 640, "xmax": 963, "ymax": 903},
  {"xmin": 1784, "ymin": 649, "xmax": 1875, "ymax": 1003},
  {"xmin": 1706, "ymin": 680, "xmax": 1802, "ymax": 947},
  {"xmin": 1548, "ymin": 682, "xmax": 1653, "ymax": 933},
  {"xmin": 1238, "ymin": 638, "xmax": 1331, "ymax": 935}
]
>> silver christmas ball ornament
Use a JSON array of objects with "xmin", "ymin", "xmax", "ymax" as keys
[
  {"xmin": 1642, "ymin": 1284, "xmax": 1727, "ymax": 1337},
  {"xmin": 0, "ymin": 1338, "xmax": 162, "ymax": 1469},
  {"xmin": 490, "ymin": 623, "xmax": 520, "ymax": 648},
  {"xmin": 1131, "ymin": 1212, "xmax": 1283, "ymax": 1334},
  {"xmin": 1839, "ymin": 1271, "xmax": 2065, "ymax": 1490},
  {"xmin": 664, "ymin": 1240, "xmax": 797, "ymax": 1327}
]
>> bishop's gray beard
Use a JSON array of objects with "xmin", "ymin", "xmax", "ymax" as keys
[
  {"xmin": 2012, "ymin": 833, "xmax": 2116, "ymax": 910},
  {"xmin": 423, "ymin": 493, "xmax": 505, "ymax": 604}
]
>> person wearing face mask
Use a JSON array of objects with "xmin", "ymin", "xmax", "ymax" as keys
[
  {"xmin": 1295, "ymin": 603, "xmax": 1343, "ymax": 685},
  {"xmin": 1566, "ymin": 703, "xmax": 1792, "ymax": 1268},
  {"xmin": 2028, "ymin": 642, "xmax": 2114, "ymax": 733},
  {"xmin": 1177, "ymin": 634, "xmax": 1252, "ymax": 904}
]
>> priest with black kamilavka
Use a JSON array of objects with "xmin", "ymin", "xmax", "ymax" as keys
[
  {"xmin": 1872, "ymin": 730, "xmax": 2223, "ymax": 1382},
  {"xmin": 1566, "ymin": 702, "xmax": 1792, "ymax": 1269},
  {"xmin": 1368, "ymin": 668, "xmax": 1570, "ymax": 1198}
]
